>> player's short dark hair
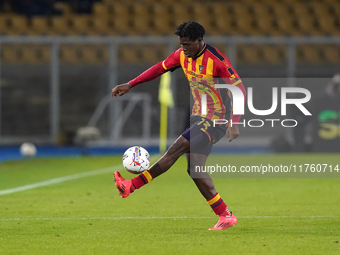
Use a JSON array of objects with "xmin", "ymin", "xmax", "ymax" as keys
[{"xmin": 174, "ymin": 21, "xmax": 205, "ymax": 41}]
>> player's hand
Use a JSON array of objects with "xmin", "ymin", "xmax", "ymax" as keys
[
  {"xmin": 227, "ymin": 125, "xmax": 240, "ymax": 142},
  {"xmin": 112, "ymin": 83, "xmax": 131, "ymax": 98}
]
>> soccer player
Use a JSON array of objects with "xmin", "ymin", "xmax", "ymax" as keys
[{"xmin": 111, "ymin": 21, "xmax": 246, "ymax": 230}]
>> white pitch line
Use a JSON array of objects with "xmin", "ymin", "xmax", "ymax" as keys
[
  {"xmin": 0, "ymin": 215, "xmax": 338, "ymax": 221},
  {"xmin": 0, "ymin": 165, "xmax": 121, "ymax": 196}
]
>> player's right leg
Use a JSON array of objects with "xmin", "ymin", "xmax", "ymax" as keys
[
  {"xmin": 186, "ymin": 153, "xmax": 237, "ymax": 230},
  {"xmin": 113, "ymin": 135, "xmax": 190, "ymax": 198}
]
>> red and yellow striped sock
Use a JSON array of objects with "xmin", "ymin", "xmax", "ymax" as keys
[
  {"xmin": 207, "ymin": 193, "xmax": 230, "ymax": 216},
  {"xmin": 130, "ymin": 170, "xmax": 153, "ymax": 191}
]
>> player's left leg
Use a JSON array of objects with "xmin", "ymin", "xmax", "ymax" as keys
[
  {"xmin": 186, "ymin": 153, "xmax": 237, "ymax": 230},
  {"xmin": 114, "ymin": 135, "xmax": 190, "ymax": 198}
]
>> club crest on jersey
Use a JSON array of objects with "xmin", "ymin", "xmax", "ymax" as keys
[{"xmin": 199, "ymin": 65, "xmax": 204, "ymax": 73}]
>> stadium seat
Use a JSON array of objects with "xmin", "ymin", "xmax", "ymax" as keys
[
  {"xmin": 296, "ymin": 45, "xmax": 322, "ymax": 63},
  {"xmin": 210, "ymin": 3, "xmax": 236, "ymax": 35},
  {"xmin": 71, "ymin": 15, "xmax": 91, "ymax": 35},
  {"xmin": 297, "ymin": 16, "xmax": 319, "ymax": 36},
  {"xmin": 322, "ymin": 45, "xmax": 340, "ymax": 63},
  {"xmin": 259, "ymin": 45, "xmax": 287, "ymax": 64},
  {"xmin": 230, "ymin": 2, "xmax": 259, "ymax": 35},
  {"xmin": 317, "ymin": 16, "xmax": 339, "ymax": 35},
  {"xmin": 291, "ymin": 3, "xmax": 310, "ymax": 17},
  {"xmin": 139, "ymin": 45, "xmax": 160, "ymax": 63},
  {"xmin": 95, "ymin": 45, "xmax": 109, "ymax": 63},
  {"xmin": 331, "ymin": 2, "xmax": 340, "ymax": 16},
  {"xmin": 310, "ymin": 2, "xmax": 331, "ymax": 18},
  {"xmin": 112, "ymin": 2, "xmax": 131, "ymax": 35},
  {"xmin": 255, "ymin": 14, "xmax": 280, "ymax": 36},
  {"xmin": 281, "ymin": 0, "xmax": 302, "ymax": 4},
  {"xmin": 2, "ymin": 45, "xmax": 26, "ymax": 64},
  {"xmin": 158, "ymin": 0, "xmax": 183, "ymax": 3},
  {"xmin": 36, "ymin": 45, "xmax": 51, "ymax": 63},
  {"xmin": 151, "ymin": 4, "xmax": 172, "ymax": 35},
  {"xmin": 8, "ymin": 15, "xmax": 28, "ymax": 35},
  {"xmin": 275, "ymin": 17, "xmax": 300, "ymax": 36},
  {"xmin": 291, "ymin": 3, "xmax": 325, "ymax": 35},
  {"xmin": 240, "ymin": 0, "xmax": 259, "ymax": 4},
  {"xmin": 232, "ymin": 2, "xmax": 251, "ymax": 17},
  {"xmin": 234, "ymin": 15, "xmax": 256, "ymax": 36},
  {"xmin": 118, "ymin": 45, "xmax": 139, "ymax": 63},
  {"xmin": 232, "ymin": 1, "xmax": 258, "ymax": 35},
  {"xmin": 50, "ymin": 16, "xmax": 72, "ymax": 35},
  {"xmin": 93, "ymin": 3, "xmax": 109, "ymax": 18},
  {"xmin": 210, "ymin": 2, "xmax": 230, "ymax": 17},
  {"xmin": 89, "ymin": 17, "xmax": 115, "ymax": 36},
  {"xmin": 60, "ymin": 45, "xmax": 80, "ymax": 63},
  {"xmin": 171, "ymin": 3, "xmax": 192, "ymax": 25},
  {"xmin": 0, "ymin": 15, "xmax": 10, "ymax": 35},
  {"xmin": 77, "ymin": 45, "xmax": 100, "ymax": 63},
  {"xmin": 237, "ymin": 45, "xmax": 262, "ymax": 63},
  {"xmin": 54, "ymin": 2, "xmax": 73, "ymax": 16},
  {"xmin": 213, "ymin": 15, "xmax": 234, "ymax": 36},
  {"xmin": 29, "ymin": 17, "xmax": 50, "ymax": 35},
  {"xmin": 210, "ymin": 3, "xmax": 233, "ymax": 35},
  {"xmin": 90, "ymin": 1, "xmax": 115, "ymax": 36},
  {"xmin": 251, "ymin": 2, "xmax": 270, "ymax": 17},
  {"xmin": 21, "ymin": 45, "xmax": 40, "ymax": 64},
  {"xmin": 191, "ymin": 3, "xmax": 213, "ymax": 34},
  {"xmin": 1, "ymin": 45, "xmax": 20, "ymax": 63},
  {"xmin": 270, "ymin": 3, "xmax": 292, "ymax": 19},
  {"xmin": 131, "ymin": 4, "xmax": 151, "ymax": 35},
  {"xmin": 102, "ymin": 0, "xmax": 116, "ymax": 3}
]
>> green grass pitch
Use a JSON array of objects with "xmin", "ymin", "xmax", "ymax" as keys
[{"xmin": 0, "ymin": 154, "xmax": 340, "ymax": 255}]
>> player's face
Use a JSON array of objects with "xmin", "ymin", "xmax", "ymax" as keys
[{"xmin": 179, "ymin": 37, "xmax": 202, "ymax": 58}]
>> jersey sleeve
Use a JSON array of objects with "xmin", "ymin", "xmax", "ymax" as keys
[
  {"xmin": 129, "ymin": 49, "xmax": 182, "ymax": 87},
  {"xmin": 161, "ymin": 48, "xmax": 182, "ymax": 72},
  {"xmin": 215, "ymin": 60, "xmax": 247, "ymax": 124}
]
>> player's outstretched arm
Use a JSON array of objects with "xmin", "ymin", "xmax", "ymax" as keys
[{"xmin": 112, "ymin": 83, "xmax": 131, "ymax": 98}]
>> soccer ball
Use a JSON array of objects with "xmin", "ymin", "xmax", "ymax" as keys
[
  {"xmin": 122, "ymin": 146, "xmax": 150, "ymax": 174},
  {"xmin": 20, "ymin": 142, "xmax": 37, "ymax": 157}
]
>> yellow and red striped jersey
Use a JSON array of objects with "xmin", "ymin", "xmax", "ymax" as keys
[
  {"xmin": 129, "ymin": 43, "xmax": 245, "ymax": 125},
  {"xmin": 162, "ymin": 43, "xmax": 243, "ymax": 123}
]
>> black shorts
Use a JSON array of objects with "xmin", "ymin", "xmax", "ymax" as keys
[{"xmin": 181, "ymin": 116, "xmax": 227, "ymax": 156}]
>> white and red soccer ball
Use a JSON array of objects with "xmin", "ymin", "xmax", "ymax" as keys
[{"xmin": 122, "ymin": 146, "xmax": 150, "ymax": 174}]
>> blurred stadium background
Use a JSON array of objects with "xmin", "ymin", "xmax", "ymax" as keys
[{"xmin": 0, "ymin": 0, "xmax": 339, "ymax": 160}]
